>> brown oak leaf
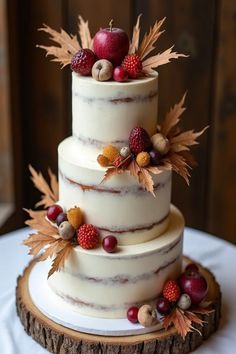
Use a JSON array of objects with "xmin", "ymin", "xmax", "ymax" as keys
[
  {"xmin": 129, "ymin": 14, "xmax": 142, "ymax": 54},
  {"xmin": 142, "ymin": 46, "xmax": 187, "ymax": 75},
  {"xmin": 160, "ymin": 93, "xmax": 187, "ymax": 137},
  {"xmin": 47, "ymin": 243, "xmax": 74, "ymax": 279},
  {"xmin": 163, "ymin": 307, "xmax": 205, "ymax": 339},
  {"xmin": 137, "ymin": 17, "xmax": 166, "ymax": 60},
  {"xmin": 78, "ymin": 15, "xmax": 93, "ymax": 49},
  {"xmin": 37, "ymin": 24, "xmax": 80, "ymax": 68},
  {"xmin": 29, "ymin": 165, "xmax": 58, "ymax": 209}
]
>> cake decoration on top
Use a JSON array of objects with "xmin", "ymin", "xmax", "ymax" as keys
[{"xmin": 37, "ymin": 14, "xmax": 186, "ymax": 81}]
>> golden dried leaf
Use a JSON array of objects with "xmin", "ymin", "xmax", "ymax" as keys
[
  {"xmin": 163, "ymin": 153, "xmax": 191, "ymax": 185},
  {"xmin": 37, "ymin": 24, "xmax": 80, "ymax": 68},
  {"xmin": 24, "ymin": 209, "xmax": 58, "ymax": 237},
  {"xmin": 142, "ymin": 46, "xmax": 187, "ymax": 75},
  {"xmin": 129, "ymin": 14, "xmax": 142, "ymax": 54},
  {"xmin": 127, "ymin": 161, "xmax": 155, "ymax": 195},
  {"xmin": 29, "ymin": 165, "xmax": 58, "ymax": 208},
  {"xmin": 160, "ymin": 93, "xmax": 187, "ymax": 137},
  {"xmin": 137, "ymin": 18, "xmax": 166, "ymax": 60},
  {"xmin": 170, "ymin": 126, "xmax": 209, "ymax": 153},
  {"xmin": 163, "ymin": 308, "xmax": 204, "ymax": 339},
  {"xmin": 48, "ymin": 243, "xmax": 74, "ymax": 278},
  {"xmin": 23, "ymin": 232, "xmax": 56, "ymax": 257},
  {"xmin": 101, "ymin": 167, "xmax": 126, "ymax": 184},
  {"xmin": 78, "ymin": 15, "xmax": 93, "ymax": 49}
]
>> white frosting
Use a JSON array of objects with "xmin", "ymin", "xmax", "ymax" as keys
[
  {"xmin": 48, "ymin": 206, "xmax": 184, "ymax": 318},
  {"xmin": 58, "ymin": 137, "xmax": 172, "ymax": 245},
  {"xmin": 72, "ymin": 72, "xmax": 158, "ymax": 148}
]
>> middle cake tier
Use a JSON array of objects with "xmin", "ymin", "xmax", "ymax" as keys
[{"xmin": 59, "ymin": 136, "xmax": 172, "ymax": 245}]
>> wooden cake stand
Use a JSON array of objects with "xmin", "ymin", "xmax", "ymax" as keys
[{"xmin": 16, "ymin": 256, "xmax": 221, "ymax": 354}]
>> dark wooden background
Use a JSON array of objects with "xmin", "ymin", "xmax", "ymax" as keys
[{"xmin": 1, "ymin": 0, "xmax": 236, "ymax": 244}]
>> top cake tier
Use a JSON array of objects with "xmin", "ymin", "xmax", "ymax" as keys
[{"xmin": 72, "ymin": 72, "xmax": 158, "ymax": 149}]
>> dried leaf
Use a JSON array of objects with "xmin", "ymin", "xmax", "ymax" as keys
[
  {"xmin": 48, "ymin": 243, "xmax": 74, "ymax": 278},
  {"xmin": 170, "ymin": 126, "xmax": 209, "ymax": 153},
  {"xmin": 129, "ymin": 14, "xmax": 142, "ymax": 54},
  {"xmin": 163, "ymin": 308, "xmax": 204, "ymax": 339},
  {"xmin": 37, "ymin": 24, "xmax": 80, "ymax": 68},
  {"xmin": 163, "ymin": 153, "xmax": 191, "ymax": 185},
  {"xmin": 160, "ymin": 93, "xmax": 187, "ymax": 137},
  {"xmin": 137, "ymin": 18, "xmax": 166, "ymax": 60},
  {"xmin": 23, "ymin": 232, "xmax": 56, "ymax": 256},
  {"xmin": 29, "ymin": 165, "xmax": 58, "ymax": 208},
  {"xmin": 24, "ymin": 208, "xmax": 58, "ymax": 237},
  {"xmin": 78, "ymin": 15, "xmax": 93, "ymax": 49},
  {"xmin": 127, "ymin": 161, "xmax": 155, "ymax": 195},
  {"xmin": 101, "ymin": 167, "xmax": 126, "ymax": 184},
  {"xmin": 142, "ymin": 46, "xmax": 187, "ymax": 75}
]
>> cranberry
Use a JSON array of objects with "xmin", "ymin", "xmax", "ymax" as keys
[
  {"xmin": 156, "ymin": 297, "xmax": 171, "ymax": 315},
  {"xmin": 102, "ymin": 235, "xmax": 117, "ymax": 253},
  {"xmin": 127, "ymin": 306, "xmax": 139, "ymax": 323},
  {"xmin": 47, "ymin": 204, "xmax": 63, "ymax": 222},
  {"xmin": 113, "ymin": 66, "xmax": 128, "ymax": 82},
  {"xmin": 56, "ymin": 212, "xmax": 68, "ymax": 226}
]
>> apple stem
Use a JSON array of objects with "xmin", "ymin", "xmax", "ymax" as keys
[{"xmin": 109, "ymin": 19, "xmax": 114, "ymax": 32}]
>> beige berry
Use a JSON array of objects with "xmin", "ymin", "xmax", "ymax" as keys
[
  {"xmin": 177, "ymin": 293, "xmax": 191, "ymax": 310},
  {"xmin": 138, "ymin": 304, "xmax": 159, "ymax": 327},
  {"xmin": 92, "ymin": 59, "xmax": 113, "ymax": 81},
  {"xmin": 97, "ymin": 154, "xmax": 110, "ymax": 167},
  {"xmin": 120, "ymin": 146, "xmax": 130, "ymax": 158},
  {"xmin": 102, "ymin": 145, "xmax": 120, "ymax": 162},
  {"xmin": 136, "ymin": 151, "xmax": 150, "ymax": 167},
  {"xmin": 58, "ymin": 221, "xmax": 75, "ymax": 240},
  {"xmin": 151, "ymin": 133, "xmax": 170, "ymax": 155},
  {"xmin": 67, "ymin": 207, "xmax": 83, "ymax": 229}
]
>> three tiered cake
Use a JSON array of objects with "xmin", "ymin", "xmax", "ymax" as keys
[{"xmin": 16, "ymin": 14, "xmax": 221, "ymax": 353}]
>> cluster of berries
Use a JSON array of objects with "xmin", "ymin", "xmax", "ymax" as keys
[
  {"xmin": 71, "ymin": 48, "xmax": 142, "ymax": 82},
  {"xmin": 97, "ymin": 127, "xmax": 170, "ymax": 170},
  {"xmin": 127, "ymin": 263, "xmax": 208, "ymax": 327},
  {"xmin": 46, "ymin": 204, "xmax": 117, "ymax": 252}
]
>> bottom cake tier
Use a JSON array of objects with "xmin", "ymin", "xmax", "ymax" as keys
[{"xmin": 47, "ymin": 205, "xmax": 184, "ymax": 318}]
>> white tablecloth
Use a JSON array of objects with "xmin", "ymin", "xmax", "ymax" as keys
[{"xmin": 0, "ymin": 227, "xmax": 236, "ymax": 354}]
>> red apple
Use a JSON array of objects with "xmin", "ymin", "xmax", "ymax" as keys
[
  {"xmin": 93, "ymin": 20, "xmax": 129, "ymax": 66},
  {"xmin": 179, "ymin": 271, "xmax": 208, "ymax": 305}
]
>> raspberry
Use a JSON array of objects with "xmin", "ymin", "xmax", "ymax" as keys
[
  {"xmin": 77, "ymin": 224, "xmax": 99, "ymax": 249},
  {"xmin": 163, "ymin": 280, "xmax": 181, "ymax": 302},
  {"xmin": 71, "ymin": 49, "xmax": 96, "ymax": 76},
  {"xmin": 122, "ymin": 54, "xmax": 142, "ymax": 79},
  {"xmin": 102, "ymin": 145, "xmax": 120, "ymax": 162},
  {"xmin": 129, "ymin": 127, "xmax": 151, "ymax": 155},
  {"xmin": 136, "ymin": 151, "xmax": 150, "ymax": 167}
]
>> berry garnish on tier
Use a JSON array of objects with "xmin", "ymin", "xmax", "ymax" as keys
[
  {"xmin": 77, "ymin": 224, "xmax": 99, "ymax": 249},
  {"xmin": 71, "ymin": 48, "xmax": 96, "ymax": 75},
  {"xmin": 97, "ymin": 94, "xmax": 208, "ymax": 195},
  {"xmin": 163, "ymin": 280, "xmax": 181, "ymax": 302},
  {"xmin": 47, "ymin": 204, "xmax": 63, "ymax": 222},
  {"xmin": 102, "ymin": 235, "xmax": 118, "ymax": 253},
  {"xmin": 37, "ymin": 14, "xmax": 186, "ymax": 80}
]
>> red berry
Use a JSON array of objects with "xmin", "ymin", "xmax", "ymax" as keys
[
  {"xmin": 71, "ymin": 49, "xmax": 96, "ymax": 76},
  {"xmin": 127, "ymin": 306, "xmax": 139, "ymax": 323},
  {"xmin": 113, "ymin": 66, "xmax": 128, "ymax": 82},
  {"xmin": 56, "ymin": 212, "xmax": 68, "ymax": 226},
  {"xmin": 156, "ymin": 297, "xmax": 171, "ymax": 315},
  {"xmin": 122, "ymin": 54, "xmax": 142, "ymax": 79},
  {"xmin": 102, "ymin": 236, "xmax": 117, "ymax": 253},
  {"xmin": 179, "ymin": 272, "xmax": 208, "ymax": 305},
  {"xmin": 77, "ymin": 224, "xmax": 99, "ymax": 249},
  {"xmin": 129, "ymin": 127, "xmax": 151, "ymax": 155},
  {"xmin": 163, "ymin": 280, "xmax": 181, "ymax": 302},
  {"xmin": 47, "ymin": 204, "xmax": 63, "ymax": 222},
  {"xmin": 113, "ymin": 155, "xmax": 125, "ymax": 167},
  {"xmin": 185, "ymin": 263, "xmax": 199, "ymax": 274}
]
